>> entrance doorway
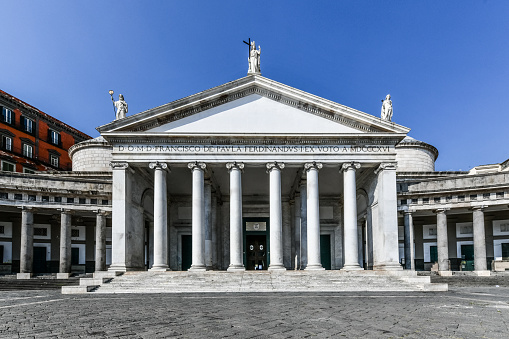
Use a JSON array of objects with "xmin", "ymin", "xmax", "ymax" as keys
[
  {"xmin": 33, "ymin": 247, "xmax": 47, "ymax": 273},
  {"xmin": 246, "ymin": 235, "xmax": 267, "ymax": 270},
  {"xmin": 181, "ymin": 235, "xmax": 192, "ymax": 271},
  {"xmin": 320, "ymin": 234, "xmax": 331, "ymax": 270},
  {"xmin": 461, "ymin": 244, "xmax": 474, "ymax": 271}
]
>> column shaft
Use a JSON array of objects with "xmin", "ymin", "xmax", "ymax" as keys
[
  {"xmin": 59, "ymin": 211, "xmax": 72, "ymax": 274},
  {"xmin": 150, "ymin": 162, "xmax": 169, "ymax": 271},
  {"xmin": 436, "ymin": 210, "xmax": 449, "ymax": 271},
  {"xmin": 268, "ymin": 162, "xmax": 285, "ymax": 270},
  {"xmin": 300, "ymin": 182, "xmax": 307, "ymax": 269},
  {"xmin": 305, "ymin": 163, "xmax": 324, "ymax": 270},
  {"xmin": 404, "ymin": 212, "xmax": 415, "ymax": 270},
  {"xmin": 204, "ymin": 181, "xmax": 213, "ymax": 269},
  {"xmin": 227, "ymin": 163, "xmax": 245, "ymax": 271},
  {"xmin": 342, "ymin": 163, "xmax": 362, "ymax": 270},
  {"xmin": 19, "ymin": 208, "xmax": 34, "ymax": 274},
  {"xmin": 189, "ymin": 162, "xmax": 206, "ymax": 271},
  {"xmin": 95, "ymin": 212, "xmax": 107, "ymax": 271},
  {"xmin": 473, "ymin": 207, "xmax": 487, "ymax": 271}
]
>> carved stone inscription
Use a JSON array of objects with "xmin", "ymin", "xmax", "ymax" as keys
[{"xmin": 116, "ymin": 145, "xmax": 392, "ymax": 154}]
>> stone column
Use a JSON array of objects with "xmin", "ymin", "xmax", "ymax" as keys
[
  {"xmin": 18, "ymin": 207, "xmax": 34, "ymax": 279},
  {"xmin": 149, "ymin": 162, "xmax": 170, "ymax": 271},
  {"xmin": 226, "ymin": 162, "xmax": 245, "ymax": 272},
  {"xmin": 299, "ymin": 181, "xmax": 307, "ymax": 269},
  {"xmin": 472, "ymin": 206, "xmax": 488, "ymax": 273},
  {"xmin": 403, "ymin": 211, "xmax": 415, "ymax": 270},
  {"xmin": 293, "ymin": 194, "xmax": 301, "ymax": 269},
  {"xmin": 211, "ymin": 194, "xmax": 218, "ymax": 269},
  {"xmin": 304, "ymin": 162, "xmax": 325, "ymax": 270},
  {"xmin": 342, "ymin": 162, "xmax": 362, "ymax": 270},
  {"xmin": 95, "ymin": 211, "xmax": 107, "ymax": 272},
  {"xmin": 267, "ymin": 162, "xmax": 286, "ymax": 271},
  {"xmin": 189, "ymin": 162, "xmax": 207, "ymax": 271},
  {"xmin": 204, "ymin": 179, "xmax": 213, "ymax": 270},
  {"xmin": 435, "ymin": 208, "xmax": 450, "ymax": 273},
  {"xmin": 58, "ymin": 209, "xmax": 72, "ymax": 278}
]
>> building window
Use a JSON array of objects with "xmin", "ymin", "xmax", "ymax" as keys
[
  {"xmin": 22, "ymin": 144, "xmax": 33, "ymax": 158},
  {"xmin": 0, "ymin": 192, "xmax": 7, "ymax": 199},
  {"xmin": 458, "ymin": 195, "xmax": 465, "ymax": 202},
  {"xmin": 434, "ymin": 197, "xmax": 441, "ymax": 203},
  {"xmin": 470, "ymin": 194, "xmax": 477, "ymax": 201},
  {"xmin": 102, "ymin": 199, "xmax": 109, "ymax": 205},
  {"xmin": 1, "ymin": 107, "xmax": 13, "ymax": 124},
  {"xmin": 411, "ymin": 198, "xmax": 418, "ymax": 204},
  {"xmin": 91, "ymin": 198, "xmax": 97, "ymax": 204},
  {"xmin": 2, "ymin": 135, "xmax": 12, "ymax": 151},
  {"xmin": 71, "ymin": 229, "xmax": 80, "ymax": 238},
  {"xmin": 50, "ymin": 154, "xmax": 59, "ymax": 168},
  {"xmin": 49, "ymin": 130, "xmax": 60, "ymax": 145},
  {"xmin": 483, "ymin": 193, "xmax": 491, "ymax": 200},
  {"xmin": 497, "ymin": 192, "xmax": 505, "ymax": 199},
  {"xmin": 54, "ymin": 196, "xmax": 62, "ymax": 203},
  {"xmin": 446, "ymin": 196, "xmax": 452, "ymax": 202},
  {"xmin": 14, "ymin": 193, "xmax": 22, "ymax": 200},
  {"xmin": 23, "ymin": 168, "xmax": 36, "ymax": 174},
  {"xmin": 42, "ymin": 196, "xmax": 49, "ymax": 202},
  {"xmin": 34, "ymin": 228, "xmax": 48, "ymax": 237},
  {"xmin": 79, "ymin": 198, "xmax": 86, "ymax": 204},
  {"xmin": 1, "ymin": 160, "xmax": 15, "ymax": 172},
  {"xmin": 67, "ymin": 197, "xmax": 74, "ymax": 204},
  {"xmin": 423, "ymin": 198, "xmax": 429, "ymax": 204},
  {"xmin": 400, "ymin": 199, "xmax": 407, "ymax": 205},
  {"xmin": 22, "ymin": 117, "xmax": 34, "ymax": 133},
  {"xmin": 0, "ymin": 225, "xmax": 4, "ymax": 234},
  {"xmin": 28, "ymin": 195, "xmax": 36, "ymax": 201}
]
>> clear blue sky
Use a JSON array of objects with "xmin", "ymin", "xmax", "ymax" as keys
[{"xmin": 1, "ymin": 1, "xmax": 508, "ymax": 171}]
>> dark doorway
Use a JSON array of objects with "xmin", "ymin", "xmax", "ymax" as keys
[
  {"xmin": 182, "ymin": 235, "xmax": 192, "ymax": 271},
  {"xmin": 33, "ymin": 247, "xmax": 47, "ymax": 273},
  {"xmin": 502, "ymin": 243, "xmax": 509, "ymax": 260},
  {"xmin": 461, "ymin": 244, "xmax": 474, "ymax": 271},
  {"xmin": 0, "ymin": 245, "xmax": 3, "ymax": 264},
  {"xmin": 246, "ymin": 235, "xmax": 267, "ymax": 270},
  {"xmin": 71, "ymin": 248, "xmax": 80, "ymax": 266},
  {"xmin": 320, "ymin": 234, "xmax": 331, "ymax": 270},
  {"xmin": 430, "ymin": 246, "xmax": 438, "ymax": 263}
]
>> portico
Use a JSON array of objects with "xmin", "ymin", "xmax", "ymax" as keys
[{"xmin": 98, "ymin": 75, "xmax": 410, "ymax": 273}]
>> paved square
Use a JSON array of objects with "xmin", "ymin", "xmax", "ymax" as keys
[{"xmin": 1, "ymin": 282, "xmax": 509, "ymax": 338}]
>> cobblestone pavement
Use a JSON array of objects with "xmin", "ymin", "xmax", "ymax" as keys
[{"xmin": 0, "ymin": 285, "xmax": 508, "ymax": 338}]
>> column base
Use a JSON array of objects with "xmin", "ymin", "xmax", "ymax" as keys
[
  {"xmin": 149, "ymin": 265, "xmax": 171, "ymax": 272},
  {"xmin": 227, "ymin": 264, "xmax": 246, "ymax": 272},
  {"xmin": 108, "ymin": 265, "xmax": 127, "ymax": 272},
  {"xmin": 304, "ymin": 264, "xmax": 325, "ymax": 271},
  {"xmin": 17, "ymin": 273, "xmax": 32, "ymax": 279},
  {"xmin": 475, "ymin": 270, "xmax": 491, "ymax": 276},
  {"xmin": 268, "ymin": 265, "xmax": 287, "ymax": 271},
  {"xmin": 373, "ymin": 263, "xmax": 403, "ymax": 271},
  {"xmin": 438, "ymin": 270, "xmax": 453, "ymax": 276},
  {"xmin": 341, "ymin": 264, "xmax": 363, "ymax": 271},
  {"xmin": 57, "ymin": 273, "xmax": 71, "ymax": 279},
  {"xmin": 189, "ymin": 265, "xmax": 207, "ymax": 272}
]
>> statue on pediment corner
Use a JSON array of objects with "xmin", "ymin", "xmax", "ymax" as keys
[
  {"xmin": 381, "ymin": 94, "xmax": 393, "ymax": 121},
  {"xmin": 248, "ymin": 41, "xmax": 261, "ymax": 74},
  {"xmin": 111, "ymin": 93, "xmax": 128, "ymax": 120}
]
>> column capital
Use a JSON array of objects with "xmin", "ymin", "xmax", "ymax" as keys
[
  {"xmin": 60, "ymin": 208, "xmax": 73, "ymax": 215},
  {"xmin": 226, "ymin": 162, "xmax": 244, "ymax": 172},
  {"xmin": 149, "ymin": 161, "xmax": 169, "ymax": 171},
  {"xmin": 341, "ymin": 162, "xmax": 361, "ymax": 172},
  {"xmin": 266, "ymin": 162, "xmax": 285, "ymax": 173},
  {"xmin": 304, "ymin": 162, "xmax": 323, "ymax": 172},
  {"xmin": 470, "ymin": 205, "xmax": 486, "ymax": 211},
  {"xmin": 188, "ymin": 161, "xmax": 206, "ymax": 171},
  {"xmin": 95, "ymin": 209, "xmax": 111, "ymax": 216},
  {"xmin": 110, "ymin": 162, "xmax": 129, "ymax": 170},
  {"xmin": 374, "ymin": 162, "xmax": 397, "ymax": 174},
  {"xmin": 433, "ymin": 208, "xmax": 448, "ymax": 214}
]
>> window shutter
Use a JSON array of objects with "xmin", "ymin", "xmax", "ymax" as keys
[{"xmin": 20, "ymin": 116, "xmax": 25, "ymax": 130}]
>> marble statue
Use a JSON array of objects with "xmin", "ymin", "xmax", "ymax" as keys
[
  {"xmin": 112, "ymin": 94, "xmax": 128, "ymax": 120},
  {"xmin": 248, "ymin": 41, "xmax": 261, "ymax": 74},
  {"xmin": 381, "ymin": 94, "xmax": 393, "ymax": 121}
]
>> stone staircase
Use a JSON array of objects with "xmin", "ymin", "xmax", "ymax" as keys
[
  {"xmin": 0, "ymin": 274, "xmax": 83, "ymax": 290},
  {"xmin": 62, "ymin": 270, "xmax": 447, "ymax": 294}
]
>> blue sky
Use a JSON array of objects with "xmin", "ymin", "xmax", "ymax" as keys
[{"xmin": 1, "ymin": 1, "xmax": 508, "ymax": 171}]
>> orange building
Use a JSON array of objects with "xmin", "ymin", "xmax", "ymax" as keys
[{"xmin": 0, "ymin": 89, "xmax": 91, "ymax": 173}]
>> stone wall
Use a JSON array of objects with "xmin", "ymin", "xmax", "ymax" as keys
[
  {"xmin": 68, "ymin": 137, "xmax": 112, "ymax": 172},
  {"xmin": 396, "ymin": 146, "xmax": 436, "ymax": 172}
]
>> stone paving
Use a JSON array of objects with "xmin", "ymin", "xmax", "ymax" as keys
[{"xmin": 0, "ymin": 283, "xmax": 508, "ymax": 338}]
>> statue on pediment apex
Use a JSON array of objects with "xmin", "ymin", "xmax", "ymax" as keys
[
  {"xmin": 381, "ymin": 94, "xmax": 393, "ymax": 121},
  {"xmin": 248, "ymin": 41, "xmax": 261, "ymax": 74},
  {"xmin": 111, "ymin": 93, "xmax": 128, "ymax": 120}
]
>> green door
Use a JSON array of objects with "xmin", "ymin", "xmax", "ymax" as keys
[
  {"xmin": 71, "ymin": 248, "xmax": 80, "ymax": 266},
  {"xmin": 33, "ymin": 247, "xmax": 47, "ymax": 273},
  {"xmin": 430, "ymin": 246, "xmax": 438, "ymax": 263},
  {"xmin": 461, "ymin": 245, "xmax": 474, "ymax": 271},
  {"xmin": 182, "ymin": 235, "xmax": 192, "ymax": 271},
  {"xmin": 320, "ymin": 234, "xmax": 331, "ymax": 270},
  {"xmin": 246, "ymin": 235, "xmax": 267, "ymax": 270}
]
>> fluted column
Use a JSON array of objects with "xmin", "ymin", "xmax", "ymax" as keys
[
  {"xmin": 226, "ymin": 162, "xmax": 245, "ymax": 272},
  {"xmin": 342, "ymin": 162, "xmax": 362, "ymax": 270},
  {"xmin": 188, "ymin": 162, "xmax": 207, "ymax": 271},
  {"xmin": 403, "ymin": 211, "xmax": 415, "ymax": 270},
  {"xmin": 57, "ymin": 209, "xmax": 72, "ymax": 278},
  {"xmin": 305, "ymin": 162, "xmax": 325, "ymax": 270},
  {"xmin": 435, "ymin": 208, "xmax": 449, "ymax": 272},
  {"xmin": 472, "ymin": 206, "xmax": 488, "ymax": 272},
  {"xmin": 267, "ymin": 162, "xmax": 286, "ymax": 271},
  {"xmin": 149, "ymin": 162, "xmax": 170, "ymax": 271},
  {"xmin": 18, "ymin": 207, "xmax": 34, "ymax": 279},
  {"xmin": 95, "ymin": 211, "xmax": 108, "ymax": 272}
]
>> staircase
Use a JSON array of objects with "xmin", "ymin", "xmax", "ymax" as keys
[
  {"xmin": 0, "ymin": 274, "xmax": 83, "ymax": 290},
  {"xmin": 62, "ymin": 270, "xmax": 447, "ymax": 294}
]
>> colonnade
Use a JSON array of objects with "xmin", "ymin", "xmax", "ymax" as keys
[
  {"xmin": 17, "ymin": 207, "xmax": 109, "ymax": 278},
  {"xmin": 147, "ymin": 161, "xmax": 364, "ymax": 271}
]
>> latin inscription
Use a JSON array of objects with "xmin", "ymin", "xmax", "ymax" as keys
[{"xmin": 116, "ymin": 145, "xmax": 392, "ymax": 154}]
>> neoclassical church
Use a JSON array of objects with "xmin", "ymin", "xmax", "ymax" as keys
[{"xmin": 1, "ymin": 66, "xmax": 508, "ymax": 283}]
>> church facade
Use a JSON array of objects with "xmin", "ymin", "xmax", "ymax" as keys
[{"xmin": 1, "ymin": 74, "xmax": 508, "ymax": 278}]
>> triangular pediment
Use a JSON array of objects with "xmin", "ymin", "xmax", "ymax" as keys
[{"xmin": 97, "ymin": 75, "xmax": 410, "ymax": 136}]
